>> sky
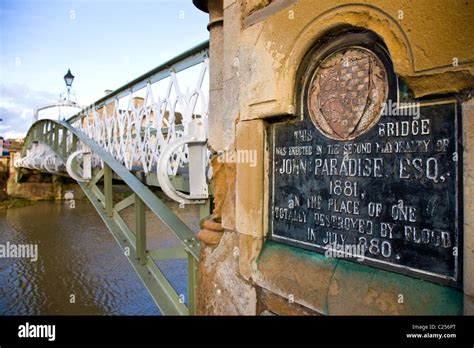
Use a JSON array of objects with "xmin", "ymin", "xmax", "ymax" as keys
[{"xmin": 0, "ymin": 0, "xmax": 209, "ymax": 139}]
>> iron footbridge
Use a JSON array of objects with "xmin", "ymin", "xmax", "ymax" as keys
[{"xmin": 14, "ymin": 41, "xmax": 211, "ymax": 315}]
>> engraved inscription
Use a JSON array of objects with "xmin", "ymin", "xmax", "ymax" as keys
[{"xmin": 270, "ymin": 102, "xmax": 461, "ymax": 286}]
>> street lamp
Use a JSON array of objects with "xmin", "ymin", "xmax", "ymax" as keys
[
  {"xmin": 63, "ymin": 69, "xmax": 75, "ymax": 103},
  {"xmin": 64, "ymin": 69, "xmax": 75, "ymax": 88},
  {"xmin": 33, "ymin": 69, "xmax": 80, "ymax": 123}
]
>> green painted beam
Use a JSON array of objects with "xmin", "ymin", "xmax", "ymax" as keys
[
  {"xmin": 143, "ymin": 172, "xmax": 190, "ymax": 192},
  {"xmin": 187, "ymin": 253, "xmax": 198, "ymax": 315},
  {"xmin": 60, "ymin": 121, "xmax": 200, "ymax": 260},
  {"xmin": 199, "ymin": 198, "xmax": 211, "ymax": 220},
  {"xmin": 53, "ymin": 126, "xmax": 59, "ymax": 151},
  {"xmin": 112, "ymin": 210, "xmax": 136, "ymax": 247},
  {"xmin": 114, "ymin": 193, "xmax": 135, "ymax": 212},
  {"xmin": 104, "ymin": 164, "xmax": 113, "ymax": 217},
  {"xmin": 90, "ymin": 184, "xmax": 105, "ymax": 207},
  {"xmin": 72, "ymin": 134, "xmax": 77, "ymax": 153},
  {"xmin": 135, "ymin": 194, "xmax": 147, "ymax": 266},
  {"xmin": 61, "ymin": 129, "xmax": 67, "ymax": 158},
  {"xmin": 88, "ymin": 168, "xmax": 104, "ymax": 187}
]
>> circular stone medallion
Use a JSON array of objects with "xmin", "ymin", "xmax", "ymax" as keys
[{"xmin": 307, "ymin": 47, "xmax": 388, "ymax": 141}]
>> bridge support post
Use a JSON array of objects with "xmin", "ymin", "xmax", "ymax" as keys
[
  {"xmin": 104, "ymin": 164, "xmax": 113, "ymax": 217},
  {"xmin": 199, "ymin": 198, "xmax": 211, "ymax": 220},
  {"xmin": 53, "ymin": 126, "xmax": 59, "ymax": 151},
  {"xmin": 61, "ymin": 129, "xmax": 67, "ymax": 159},
  {"xmin": 71, "ymin": 135, "xmax": 77, "ymax": 153},
  {"xmin": 187, "ymin": 253, "xmax": 198, "ymax": 315},
  {"xmin": 135, "ymin": 194, "xmax": 147, "ymax": 266}
]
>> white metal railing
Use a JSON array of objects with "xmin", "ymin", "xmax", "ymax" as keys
[
  {"xmin": 18, "ymin": 42, "xmax": 211, "ymax": 205},
  {"xmin": 69, "ymin": 42, "xmax": 210, "ymax": 179}
]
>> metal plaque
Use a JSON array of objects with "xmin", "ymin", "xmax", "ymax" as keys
[{"xmin": 269, "ymin": 94, "xmax": 462, "ymax": 286}]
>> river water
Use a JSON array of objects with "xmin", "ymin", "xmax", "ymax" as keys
[{"xmin": 0, "ymin": 199, "xmax": 199, "ymax": 315}]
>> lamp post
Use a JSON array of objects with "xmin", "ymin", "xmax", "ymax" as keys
[
  {"xmin": 63, "ymin": 69, "xmax": 75, "ymax": 102},
  {"xmin": 33, "ymin": 69, "xmax": 80, "ymax": 122},
  {"xmin": 57, "ymin": 69, "xmax": 77, "ymax": 120}
]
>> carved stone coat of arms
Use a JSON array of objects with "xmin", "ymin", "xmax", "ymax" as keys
[{"xmin": 308, "ymin": 48, "xmax": 388, "ymax": 140}]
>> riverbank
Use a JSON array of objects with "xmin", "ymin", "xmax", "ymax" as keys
[
  {"xmin": 0, "ymin": 197, "xmax": 34, "ymax": 210},
  {"xmin": 1, "ymin": 156, "xmax": 31, "ymax": 209},
  {"xmin": 1, "ymin": 153, "xmax": 86, "ymax": 206},
  {"xmin": 0, "ymin": 172, "xmax": 32, "ymax": 209}
]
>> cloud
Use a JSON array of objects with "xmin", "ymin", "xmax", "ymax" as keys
[
  {"xmin": 0, "ymin": 83, "xmax": 57, "ymax": 139},
  {"xmin": 1, "ymin": 83, "xmax": 57, "ymax": 109}
]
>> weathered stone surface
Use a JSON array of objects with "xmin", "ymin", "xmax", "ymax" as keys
[
  {"xmin": 210, "ymin": 155, "xmax": 236, "ymax": 230},
  {"xmin": 235, "ymin": 119, "xmax": 264, "ymax": 238},
  {"xmin": 405, "ymin": 71, "xmax": 474, "ymax": 98},
  {"xmin": 253, "ymin": 241, "xmax": 335, "ymax": 314},
  {"xmin": 257, "ymin": 287, "xmax": 319, "ymax": 316},
  {"xmin": 465, "ymin": 295, "xmax": 474, "ymax": 315},
  {"xmin": 259, "ymin": 309, "xmax": 276, "ymax": 315},
  {"xmin": 463, "ymin": 98, "xmax": 474, "ymax": 314},
  {"xmin": 202, "ymin": 218, "xmax": 224, "ymax": 232},
  {"xmin": 210, "ymin": 155, "xmax": 225, "ymax": 218},
  {"xmin": 207, "ymin": 0, "xmax": 224, "ymax": 151},
  {"xmin": 9, "ymin": 152, "xmax": 18, "ymax": 174},
  {"xmin": 197, "ymin": 231, "xmax": 257, "ymax": 315},
  {"xmin": 243, "ymin": 0, "xmax": 272, "ymax": 18},
  {"xmin": 328, "ymin": 259, "xmax": 462, "ymax": 315},
  {"xmin": 237, "ymin": 0, "xmax": 474, "ymax": 121},
  {"xmin": 7, "ymin": 178, "xmax": 55, "ymax": 201},
  {"xmin": 254, "ymin": 241, "xmax": 463, "ymax": 315},
  {"xmin": 7, "ymin": 178, "xmax": 86, "ymax": 201},
  {"xmin": 221, "ymin": 0, "xmax": 240, "ymax": 150},
  {"xmin": 223, "ymin": 0, "xmax": 236, "ymax": 10},
  {"xmin": 6, "ymin": 169, "xmax": 85, "ymax": 201},
  {"xmin": 0, "ymin": 158, "xmax": 9, "ymax": 201},
  {"xmin": 0, "ymin": 158, "xmax": 8, "ymax": 174},
  {"xmin": 238, "ymin": 233, "xmax": 262, "ymax": 281},
  {"xmin": 197, "ymin": 229, "xmax": 224, "ymax": 245}
]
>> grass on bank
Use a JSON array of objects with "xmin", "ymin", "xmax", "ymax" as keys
[{"xmin": 0, "ymin": 197, "xmax": 34, "ymax": 209}]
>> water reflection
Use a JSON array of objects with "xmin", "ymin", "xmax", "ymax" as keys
[{"xmin": 0, "ymin": 201, "xmax": 162, "ymax": 315}]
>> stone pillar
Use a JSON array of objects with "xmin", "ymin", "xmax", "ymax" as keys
[
  {"xmin": 463, "ymin": 97, "xmax": 474, "ymax": 315},
  {"xmin": 194, "ymin": 0, "xmax": 258, "ymax": 315},
  {"xmin": 207, "ymin": 0, "xmax": 224, "ymax": 152}
]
